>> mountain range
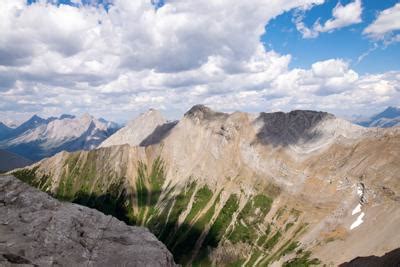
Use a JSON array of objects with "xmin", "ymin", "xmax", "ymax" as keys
[
  {"xmin": 0, "ymin": 114, "xmax": 119, "ymax": 161},
  {"xmin": 355, "ymin": 106, "xmax": 400, "ymax": 128},
  {"xmin": 9, "ymin": 105, "xmax": 400, "ymax": 266}
]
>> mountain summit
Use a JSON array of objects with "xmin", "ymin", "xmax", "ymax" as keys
[{"xmin": 99, "ymin": 109, "xmax": 171, "ymax": 148}]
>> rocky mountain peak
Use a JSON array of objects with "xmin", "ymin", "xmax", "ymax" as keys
[
  {"xmin": 60, "ymin": 114, "xmax": 76, "ymax": 120},
  {"xmin": 184, "ymin": 104, "xmax": 228, "ymax": 121},
  {"xmin": 99, "ymin": 109, "xmax": 167, "ymax": 148},
  {"xmin": 138, "ymin": 108, "xmax": 163, "ymax": 119},
  {"xmin": 80, "ymin": 113, "xmax": 93, "ymax": 122}
]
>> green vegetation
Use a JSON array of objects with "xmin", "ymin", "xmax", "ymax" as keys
[
  {"xmin": 12, "ymin": 157, "xmax": 319, "ymax": 266},
  {"xmin": 184, "ymin": 185, "xmax": 213, "ymax": 224},
  {"xmin": 227, "ymin": 259, "xmax": 246, "ymax": 267},
  {"xmin": 257, "ymin": 224, "xmax": 271, "ymax": 246},
  {"xmin": 13, "ymin": 167, "xmax": 51, "ymax": 191},
  {"xmin": 247, "ymin": 249, "xmax": 262, "ymax": 266},
  {"xmin": 228, "ymin": 193, "xmax": 273, "ymax": 245},
  {"xmin": 283, "ymin": 251, "xmax": 320, "ymax": 267},
  {"xmin": 285, "ymin": 222, "xmax": 294, "ymax": 232},
  {"xmin": 281, "ymin": 241, "xmax": 299, "ymax": 257},
  {"xmin": 264, "ymin": 231, "xmax": 282, "ymax": 250},
  {"xmin": 172, "ymin": 193, "xmax": 219, "ymax": 263},
  {"xmin": 160, "ymin": 182, "xmax": 196, "ymax": 244},
  {"xmin": 204, "ymin": 194, "xmax": 239, "ymax": 247},
  {"xmin": 228, "ymin": 220, "xmax": 254, "ymax": 244}
]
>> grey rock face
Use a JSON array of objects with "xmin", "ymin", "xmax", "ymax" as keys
[
  {"xmin": 0, "ymin": 175, "xmax": 176, "ymax": 267},
  {"xmin": 255, "ymin": 110, "xmax": 334, "ymax": 146}
]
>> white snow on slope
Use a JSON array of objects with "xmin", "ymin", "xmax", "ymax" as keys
[
  {"xmin": 350, "ymin": 212, "xmax": 365, "ymax": 230},
  {"xmin": 352, "ymin": 203, "xmax": 362, "ymax": 215}
]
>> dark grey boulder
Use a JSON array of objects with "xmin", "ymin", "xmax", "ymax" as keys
[{"xmin": 0, "ymin": 175, "xmax": 176, "ymax": 267}]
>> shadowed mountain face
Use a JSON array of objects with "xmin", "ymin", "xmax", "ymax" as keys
[
  {"xmin": 99, "ymin": 109, "xmax": 173, "ymax": 148},
  {"xmin": 255, "ymin": 110, "xmax": 333, "ymax": 146},
  {"xmin": 339, "ymin": 248, "xmax": 400, "ymax": 267},
  {"xmin": 10, "ymin": 105, "xmax": 400, "ymax": 266},
  {"xmin": 140, "ymin": 121, "xmax": 178, "ymax": 146},
  {"xmin": 0, "ymin": 149, "xmax": 32, "ymax": 172},
  {"xmin": 0, "ymin": 175, "xmax": 176, "ymax": 267},
  {"xmin": 0, "ymin": 122, "xmax": 12, "ymax": 140}
]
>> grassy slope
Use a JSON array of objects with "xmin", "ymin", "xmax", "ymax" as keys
[{"xmin": 12, "ymin": 155, "xmax": 319, "ymax": 266}]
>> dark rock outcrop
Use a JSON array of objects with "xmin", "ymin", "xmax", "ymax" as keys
[
  {"xmin": 0, "ymin": 175, "xmax": 176, "ymax": 267},
  {"xmin": 339, "ymin": 248, "xmax": 400, "ymax": 267},
  {"xmin": 184, "ymin": 104, "xmax": 228, "ymax": 121},
  {"xmin": 255, "ymin": 110, "xmax": 333, "ymax": 146}
]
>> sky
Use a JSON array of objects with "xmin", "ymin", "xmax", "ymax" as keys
[{"xmin": 0, "ymin": 0, "xmax": 399, "ymax": 123}]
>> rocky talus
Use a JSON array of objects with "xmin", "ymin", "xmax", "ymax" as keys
[{"xmin": 0, "ymin": 175, "xmax": 176, "ymax": 267}]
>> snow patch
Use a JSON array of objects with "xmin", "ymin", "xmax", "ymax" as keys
[
  {"xmin": 350, "ymin": 212, "xmax": 365, "ymax": 230},
  {"xmin": 357, "ymin": 186, "xmax": 363, "ymax": 197},
  {"xmin": 352, "ymin": 203, "xmax": 361, "ymax": 215}
]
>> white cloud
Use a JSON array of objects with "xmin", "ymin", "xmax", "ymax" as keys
[
  {"xmin": 295, "ymin": 0, "xmax": 362, "ymax": 39},
  {"xmin": 363, "ymin": 3, "xmax": 400, "ymax": 40},
  {"xmin": 0, "ymin": 0, "xmax": 398, "ymax": 123}
]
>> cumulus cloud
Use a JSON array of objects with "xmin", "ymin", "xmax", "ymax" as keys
[
  {"xmin": 363, "ymin": 3, "xmax": 400, "ymax": 41},
  {"xmin": 295, "ymin": 0, "xmax": 362, "ymax": 39},
  {"xmin": 0, "ymin": 0, "xmax": 398, "ymax": 122}
]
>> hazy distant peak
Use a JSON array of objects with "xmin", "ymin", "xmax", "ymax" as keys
[
  {"xmin": 80, "ymin": 113, "xmax": 93, "ymax": 121},
  {"xmin": 59, "ymin": 114, "xmax": 76, "ymax": 120},
  {"xmin": 356, "ymin": 106, "xmax": 400, "ymax": 128}
]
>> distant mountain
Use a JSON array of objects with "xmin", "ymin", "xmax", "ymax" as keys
[
  {"xmin": 99, "ymin": 109, "xmax": 176, "ymax": 148},
  {"xmin": 356, "ymin": 107, "xmax": 400, "ymax": 128},
  {"xmin": 59, "ymin": 114, "xmax": 76, "ymax": 120},
  {"xmin": 0, "ymin": 149, "xmax": 32, "ymax": 172},
  {"xmin": 0, "ymin": 122, "xmax": 13, "ymax": 140},
  {"xmin": 10, "ymin": 115, "xmax": 50, "ymax": 138},
  {"xmin": 0, "ymin": 114, "xmax": 119, "ymax": 161},
  {"xmin": 2, "ymin": 118, "xmax": 20, "ymax": 128}
]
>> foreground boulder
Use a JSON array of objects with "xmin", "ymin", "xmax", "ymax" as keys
[{"xmin": 0, "ymin": 175, "xmax": 175, "ymax": 267}]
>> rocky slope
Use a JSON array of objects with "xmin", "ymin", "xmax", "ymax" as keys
[
  {"xmin": 12, "ymin": 105, "xmax": 400, "ymax": 266},
  {"xmin": 0, "ymin": 114, "xmax": 119, "ymax": 161},
  {"xmin": 0, "ymin": 174, "xmax": 175, "ymax": 267}
]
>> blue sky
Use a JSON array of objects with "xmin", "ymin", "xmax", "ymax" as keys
[
  {"xmin": 263, "ymin": 0, "xmax": 399, "ymax": 74},
  {"xmin": 0, "ymin": 0, "xmax": 399, "ymax": 123}
]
